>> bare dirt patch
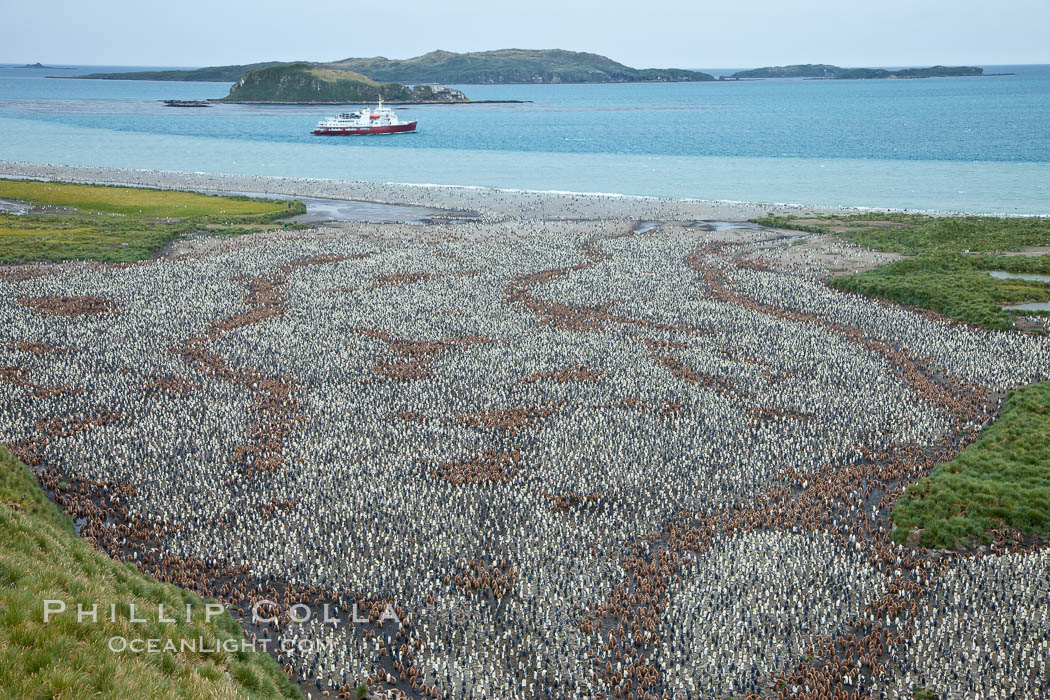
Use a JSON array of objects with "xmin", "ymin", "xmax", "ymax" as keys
[
  {"xmin": 755, "ymin": 235, "xmax": 906, "ymax": 277},
  {"xmin": 1000, "ymin": 245, "xmax": 1050, "ymax": 257}
]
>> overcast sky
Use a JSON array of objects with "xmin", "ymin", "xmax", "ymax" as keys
[{"xmin": 3, "ymin": 0, "xmax": 1048, "ymax": 68}]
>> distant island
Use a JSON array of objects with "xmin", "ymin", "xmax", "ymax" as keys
[
  {"xmin": 79, "ymin": 62, "xmax": 289, "ymax": 82},
  {"xmin": 76, "ymin": 49, "xmax": 715, "ymax": 84},
  {"xmin": 220, "ymin": 64, "xmax": 470, "ymax": 104},
  {"xmin": 163, "ymin": 99, "xmax": 210, "ymax": 108},
  {"xmin": 322, "ymin": 49, "xmax": 714, "ymax": 84},
  {"xmin": 727, "ymin": 64, "xmax": 984, "ymax": 80}
]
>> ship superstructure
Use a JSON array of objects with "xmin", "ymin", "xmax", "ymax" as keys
[{"xmin": 312, "ymin": 97, "xmax": 417, "ymax": 135}]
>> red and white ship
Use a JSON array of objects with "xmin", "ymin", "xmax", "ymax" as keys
[{"xmin": 312, "ymin": 97, "xmax": 417, "ymax": 135}]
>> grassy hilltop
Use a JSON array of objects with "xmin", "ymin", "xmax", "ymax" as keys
[
  {"xmin": 325, "ymin": 48, "xmax": 714, "ymax": 84},
  {"xmin": 78, "ymin": 49, "xmax": 714, "ymax": 85},
  {"xmin": 220, "ymin": 63, "xmax": 465, "ymax": 103},
  {"xmin": 79, "ymin": 62, "xmax": 291, "ymax": 82}
]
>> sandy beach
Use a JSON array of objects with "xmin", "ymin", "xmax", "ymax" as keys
[
  {"xmin": 0, "ymin": 160, "xmax": 912, "ymax": 278},
  {"xmin": 0, "ymin": 160, "xmax": 939, "ymax": 222}
]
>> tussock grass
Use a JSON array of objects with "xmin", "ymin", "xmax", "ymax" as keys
[
  {"xmin": 0, "ymin": 179, "xmax": 305, "ymax": 263},
  {"xmin": 758, "ymin": 214, "xmax": 1050, "ymax": 550},
  {"xmin": 835, "ymin": 215, "xmax": 1050, "ymax": 255},
  {"xmin": 0, "ymin": 446, "xmax": 301, "ymax": 699},
  {"xmin": 753, "ymin": 214, "xmax": 1050, "ymax": 330},
  {"xmin": 891, "ymin": 382, "xmax": 1050, "ymax": 549},
  {"xmin": 830, "ymin": 252, "xmax": 1050, "ymax": 330},
  {"xmin": 752, "ymin": 213, "xmax": 1050, "ymax": 254},
  {"xmin": 0, "ymin": 180, "xmax": 287, "ymax": 218}
]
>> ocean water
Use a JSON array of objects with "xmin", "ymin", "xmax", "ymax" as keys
[{"xmin": 1, "ymin": 63, "xmax": 1049, "ymax": 213}]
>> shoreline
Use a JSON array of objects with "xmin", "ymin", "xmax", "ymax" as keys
[
  {"xmin": 211, "ymin": 99, "xmax": 532, "ymax": 105},
  {"xmin": 0, "ymin": 160, "xmax": 1010, "ymax": 222}
]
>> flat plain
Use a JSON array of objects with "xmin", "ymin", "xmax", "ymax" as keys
[{"xmin": 1, "ymin": 167, "xmax": 1049, "ymax": 699}]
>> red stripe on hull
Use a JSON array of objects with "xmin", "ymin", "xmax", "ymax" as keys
[{"xmin": 312, "ymin": 121, "xmax": 417, "ymax": 136}]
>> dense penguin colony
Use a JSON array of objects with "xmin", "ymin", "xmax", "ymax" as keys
[{"xmin": 1, "ymin": 215, "xmax": 1048, "ymax": 699}]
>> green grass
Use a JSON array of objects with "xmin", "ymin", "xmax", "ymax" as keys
[
  {"xmin": 749, "ymin": 215, "xmax": 833, "ymax": 234},
  {"xmin": 0, "ymin": 446, "xmax": 302, "ymax": 699},
  {"xmin": 752, "ymin": 212, "xmax": 1050, "ymax": 254},
  {"xmin": 838, "ymin": 215, "xmax": 1050, "ymax": 255},
  {"xmin": 0, "ymin": 179, "xmax": 305, "ymax": 263},
  {"xmin": 222, "ymin": 63, "xmax": 414, "ymax": 102},
  {"xmin": 829, "ymin": 252, "xmax": 1050, "ymax": 330},
  {"xmin": 891, "ymin": 382, "xmax": 1050, "ymax": 549},
  {"xmin": 757, "ymin": 214, "xmax": 1050, "ymax": 550},
  {"xmin": 0, "ymin": 180, "xmax": 288, "ymax": 218},
  {"xmin": 81, "ymin": 49, "xmax": 714, "ymax": 85},
  {"xmin": 753, "ymin": 214, "xmax": 1050, "ymax": 330}
]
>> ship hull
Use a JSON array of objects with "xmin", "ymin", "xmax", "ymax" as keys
[{"xmin": 312, "ymin": 121, "xmax": 417, "ymax": 136}]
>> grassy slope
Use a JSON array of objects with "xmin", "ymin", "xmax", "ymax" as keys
[
  {"xmin": 223, "ymin": 64, "xmax": 412, "ymax": 102},
  {"xmin": 754, "ymin": 214, "xmax": 1050, "ymax": 330},
  {"xmin": 0, "ymin": 447, "xmax": 301, "ymax": 698},
  {"xmin": 891, "ymin": 383, "xmax": 1050, "ymax": 548},
  {"xmin": 78, "ymin": 62, "xmax": 292, "ymax": 82},
  {"xmin": 78, "ymin": 50, "xmax": 713, "ymax": 85},
  {"xmin": 0, "ymin": 180, "xmax": 304, "ymax": 263},
  {"xmin": 753, "ymin": 214, "xmax": 1050, "ymax": 549},
  {"xmin": 327, "ymin": 49, "xmax": 713, "ymax": 83}
]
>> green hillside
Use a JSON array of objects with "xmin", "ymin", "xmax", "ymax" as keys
[
  {"xmin": 0, "ymin": 446, "xmax": 301, "ymax": 698},
  {"xmin": 76, "ymin": 49, "xmax": 713, "ymax": 85},
  {"xmin": 326, "ymin": 48, "xmax": 714, "ymax": 83},
  {"xmin": 79, "ymin": 62, "xmax": 293, "ymax": 82},
  {"xmin": 730, "ymin": 64, "xmax": 983, "ymax": 79},
  {"xmin": 221, "ymin": 63, "xmax": 466, "ymax": 102}
]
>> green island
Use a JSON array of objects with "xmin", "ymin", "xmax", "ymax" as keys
[
  {"xmin": 76, "ymin": 49, "xmax": 714, "ymax": 84},
  {"xmin": 0, "ymin": 446, "xmax": 302, "ymax": 698},
  {"xmin": 755, "ymin": 213, "xmax": 1050, "ymax": 549},
  {"xmin": 729, "ymin": 64, "xmax": 984, "ymax": 80},
  {"xmin": 77, "ymin": 61, "xmax": 291, "ymax": 82},
  {"xmin": 0, "ymin": 179, "xmax": 305, "ymax": 263},
  {"xmin": 321, "ymin": 49, "xmax": 713, "ymax": 84},
  {"xmin": 221, "ymin": 63, "xmax": 468, "ymax": 104}
]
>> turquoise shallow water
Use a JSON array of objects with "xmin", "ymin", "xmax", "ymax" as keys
[{"xmin": 2, "ymin": 64, "xmax": 1049, "ymax": 213}]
